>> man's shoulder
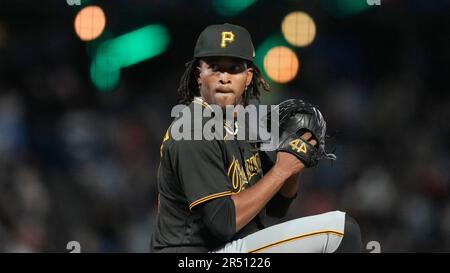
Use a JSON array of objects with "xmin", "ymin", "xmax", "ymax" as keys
[
  {"xmin": 170, "ymin": 101, "xmax": 212, "ymax": 125},
  {"xmin": 163, "ymin": 125, "xmax": 224, "ymax": 153}
]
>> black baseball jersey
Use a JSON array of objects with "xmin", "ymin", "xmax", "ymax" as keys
[{"xmin": 150, "ymin": 100, "xmax": 266, "ymax": 252}]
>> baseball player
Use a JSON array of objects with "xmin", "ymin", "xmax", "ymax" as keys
[{"xmin": 150, "ymin": 23, "xmax": 362, "ymax": 253}]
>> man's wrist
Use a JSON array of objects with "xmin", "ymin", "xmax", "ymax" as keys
[{"xmin": 271, "ymin": 164, "xmax": 295, "ymax": 182}]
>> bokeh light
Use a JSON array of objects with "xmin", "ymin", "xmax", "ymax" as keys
[
  {"xmin": 282, "ymin": 11, "xmax": 316, "ymax": 47},
  {"xmin": 320, "ymin": 0, "xmax": 373, "ymax": 18},
  {"xmin": 100, "ymin": 25, "xmax": 170, "ymax": 68},
  {"xmin": 90, "ymin": 49, "xmax": 120, "ymax": 92},
  {"xmin": 74, "ymin": 6, "xmax": 106, "ymax": 41},
  {"xmin": 255, "ymin": 33, "xmax": 290, "ymax": 82},
  {"xmin": 263, "ymin": 46, "xmax": 299, "ymax": 83},
  {"xmin": 89, "ymin": 24, "xmax": 170, "ymax": 91},
  {"xmin": 212, "ymin": 0, "xmax": 257, "ymax": 17}
]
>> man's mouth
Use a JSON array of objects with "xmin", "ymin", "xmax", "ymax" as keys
[{"xmin": 216, "ymin": 88, "xmax": 233, "ymax": 94}]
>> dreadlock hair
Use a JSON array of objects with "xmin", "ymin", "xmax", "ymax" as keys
[{"xmin": 177, "ymin": 58, "xmax": 270, "ymax": 106}]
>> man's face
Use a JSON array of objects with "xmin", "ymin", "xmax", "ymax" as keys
[{"xmin": 197, "ymin": 57, "xmax": 253, "ymax": 108}]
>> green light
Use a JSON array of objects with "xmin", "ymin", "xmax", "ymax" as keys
[
  {"xmin": 88, "ymin": 24, "xmax": 170, "ymax": 92},
  {"xmin": 321, "ymin": 0, "xmax": 373, "ymax": 17},
  {"xmin": 86, "ymin": 31, "xmax": 114, "ymax": 59},
  {"xmin": 255, "ymin": 33, "xmax": 290, "ymax": 82},
  {"xmin": 90, "ymin": 50, "xmax": 120, "ymax": 92},
  {"xmin": 99, "ymin": 24, "xmax": 170, "ymax": 68},
  {"xmin": 212, "ymin": 0, "xmax": 257, "ymax": 17}
]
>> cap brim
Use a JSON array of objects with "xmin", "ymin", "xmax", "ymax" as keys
[{"xmin": 194, "ymin": 51, "xmax": 254, "ymax": 62}]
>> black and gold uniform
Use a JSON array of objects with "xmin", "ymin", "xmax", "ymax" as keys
[{"xmin": 150, "ymin": 99, "xmax": 269, "ymax": 252}]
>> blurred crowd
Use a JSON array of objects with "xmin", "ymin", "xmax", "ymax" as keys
[{"xmin": 0, "ymin": 1, "xmax": 449, "ymax": 252}]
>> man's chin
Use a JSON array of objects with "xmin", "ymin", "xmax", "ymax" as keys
[{"xmin": 214, "ymin": 93, "xmax": 237, "ymax": 107}]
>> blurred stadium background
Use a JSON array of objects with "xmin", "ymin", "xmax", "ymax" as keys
[{"xmin": 0, "ymin": 0, "xmax": 449, "ymax": 252}]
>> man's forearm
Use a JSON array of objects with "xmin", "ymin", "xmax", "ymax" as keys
[
  {"xmin": 231, "ymin": 165, "xmax": 292, "ymax": 232},
  {"xmin": 278, "ymin": 174, "xmax": 299, "ymax": 198}
]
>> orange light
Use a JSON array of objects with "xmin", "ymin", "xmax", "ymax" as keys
[
  {"xmin": 282, "ymin": 11, "xmax": 316, "ymax": 47},
  {"xmin": 263, "ymin": 46, "xmax": 299, "ymax": 83},
  {"xmin": 74, "ymin": 6, "xmax": 106, "ymax": 41}
]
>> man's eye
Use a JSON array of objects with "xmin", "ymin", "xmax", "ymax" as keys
[
  {"xmin": 232, "ymin": 65, "xmax": 245, "ymax": 72},
  {"xmin": 210, "ymin": 64, "xmax": 219, "ymax": 70}
]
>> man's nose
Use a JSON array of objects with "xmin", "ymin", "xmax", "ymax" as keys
[{"xmin": 219, "ymin": 72, "xmax": 231, "ymax": 84}]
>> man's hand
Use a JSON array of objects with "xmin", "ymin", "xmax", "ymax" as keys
[
  {"xmin": 263, "ymin": 99, "xmax": 336, "ymax": 168},
  {"xmin": 274, "ymin": 131, "xmax": 317, "ymax": 178}
]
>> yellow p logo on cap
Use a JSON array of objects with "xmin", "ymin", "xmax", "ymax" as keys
[{"xmin": 221, "ymin": 31, "xmax": 234, "ymax": 48}]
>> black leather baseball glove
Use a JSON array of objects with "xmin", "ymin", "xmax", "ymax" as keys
[{"xmin": 263, "ymin": 99, "xmax": 336, "ymax": 168}]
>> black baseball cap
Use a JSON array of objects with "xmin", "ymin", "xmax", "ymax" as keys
[{"xmin": 193, "ymin": 23, "xmax": 255, "ymax": 62}]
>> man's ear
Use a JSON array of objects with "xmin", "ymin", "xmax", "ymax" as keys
[
  {"xmin": 196, "ymin": 60, "xmax": 204, "ymax": 84},
  {"xmin": 246, "ymin": 67, "xmax": 254, "ymax": 86},
  {"xmin": 196, "ymin": 66, "xmax": 202, "ymax": 84}
]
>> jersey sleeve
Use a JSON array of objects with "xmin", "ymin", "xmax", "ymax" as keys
[{"xmin": 171, "ymin": 139, "xmax": 233, "ymax": 211}]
